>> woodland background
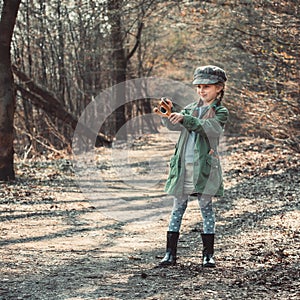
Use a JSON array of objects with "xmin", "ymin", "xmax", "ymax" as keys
[
  {"xmin": 0, "ymin": 1, "xmax": 299, "ymax": 299},
  {"xmin": 0, "ymin": 0, "xmax": 299, "ymax": 165}
]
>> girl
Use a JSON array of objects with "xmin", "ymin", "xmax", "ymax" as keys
[{"xmin": 159, "ymin": 65, "xmax": 229, "ymax": 268}]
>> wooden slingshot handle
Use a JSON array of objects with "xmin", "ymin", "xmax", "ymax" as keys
[{"xmin": 153, "ymin": 98, "xmax": 173, "ymax": 117}]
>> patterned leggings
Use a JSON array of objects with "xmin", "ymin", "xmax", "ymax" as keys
[{"xmin": 168, "ymin": 194, "xmax": 215, "ymax": 234}]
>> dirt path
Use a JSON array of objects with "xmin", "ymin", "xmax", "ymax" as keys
[{"xmin": 0, "ymin": 130, "xmax": 299, "ymax": 300}]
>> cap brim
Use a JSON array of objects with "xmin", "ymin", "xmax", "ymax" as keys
[{"xmin": 192, "ymin": 78, "xmax": 219, "ymax": 85}]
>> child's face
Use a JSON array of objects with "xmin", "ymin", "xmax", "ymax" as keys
[{"xmin": 196, "ymin": 84, "xmax": 223, "ymax": 104}]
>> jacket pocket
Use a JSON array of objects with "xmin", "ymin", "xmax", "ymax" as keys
[
  {"xmin": 170, "ymin": 154, "xmax": 180, "ymax": 168},
  {"xmin": 202, "ymin": 154, "xmax": 222, "ymax": 178},
  {"xmin": 207, "ymin": 154, "xmax": 220, "ymax": 169},
  {"xmin": 205, "ymin": 154, "xmax": 222, "ymax": 187},
  {"xmin": 203, "ymin": 154, "xmax": 220, "ymax": 176},
  {"xmin": 168, "ymin": 154, "xmax": 180, "ymax": 178}
]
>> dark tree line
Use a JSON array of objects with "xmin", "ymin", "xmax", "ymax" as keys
[{"xmin": 12, "ymin": 0, "xmax": 171, "ymax": 153}]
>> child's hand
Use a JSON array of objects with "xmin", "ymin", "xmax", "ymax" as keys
[{"xmin": 169, "ymin": 113, "xmax": 183, "ymax": 124}]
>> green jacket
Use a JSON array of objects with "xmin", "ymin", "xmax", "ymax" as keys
[{"xmin": 163, "ymin": 100, "xmax": 229, "ymax": 197}]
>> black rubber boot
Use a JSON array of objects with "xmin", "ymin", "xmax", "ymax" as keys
[
  {"xmin": 159, "ymin": 231, "xmax": 179, "ymax": 267},
  {"xmin": 201, "ymin": 233, "xmax": 216, "ymax": 268}
]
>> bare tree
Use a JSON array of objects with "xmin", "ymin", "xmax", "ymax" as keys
[
  {"xmin": 107, "ymin": 0, "xmax": 127, "ymax": 139},
  {"xmin": 9, "ymin": 0, "xmax": 299, "ymax": 157},
  {"xmin": 0, "ymin": 0, "xmax": 21, "ymax": 181}
]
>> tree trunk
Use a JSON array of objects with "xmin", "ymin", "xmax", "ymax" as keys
[
  {"xmin": 107, "ymin": 0, "xmax": 127, "ymax": 139},
  {"xmin": 0, "ymin": 0, "xmax": 21, "ymax": 181}
]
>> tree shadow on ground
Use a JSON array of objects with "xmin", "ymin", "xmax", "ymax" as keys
[{"xmin": 1, "ymin": 155, "xmax": 299, "ymax": 299}]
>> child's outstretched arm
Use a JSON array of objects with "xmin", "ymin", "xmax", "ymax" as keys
[{"xmin": 181, "ymin": 106, "xmax": 229, "ymax": 137}]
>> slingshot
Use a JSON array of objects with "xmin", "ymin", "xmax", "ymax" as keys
[{"xmin": 153, "ymin": 98, "xmax": 173, "ymax": 117}]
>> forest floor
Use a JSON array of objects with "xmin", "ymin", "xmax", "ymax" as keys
[{"xmin": 0, "ymin": 128, "xmax": 299, "ymax": 300}]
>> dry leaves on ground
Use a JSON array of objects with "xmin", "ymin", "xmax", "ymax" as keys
[{"xmin": 0, "ymin": 132, "xmax": 299, "ymax": 300}]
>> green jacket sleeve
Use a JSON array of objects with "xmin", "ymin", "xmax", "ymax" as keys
[
  {"xmin": 161, "ymin": 117, "xmax": 183, "ymax": 131},
  {"xmin": 181, "ymin": 106, "xmax": 229, "ymax": 137}
]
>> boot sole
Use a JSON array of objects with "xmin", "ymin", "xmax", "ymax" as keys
[{"xmin": 203, "ymin": 263, "xmax": 216, "ymax": 268}]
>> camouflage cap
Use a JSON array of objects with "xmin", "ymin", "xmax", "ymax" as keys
[{"xmin": 192, "ymin": 65, "xmax": 227, "ymax": 85}]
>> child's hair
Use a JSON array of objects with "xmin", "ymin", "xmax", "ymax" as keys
[
  {"xmin": 201, "ymin": 81, "xmax": 225, "ymax": 120},
  {"xmin": 216, "ymin": 82, "xmax": 225, "ymax": 105}
]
